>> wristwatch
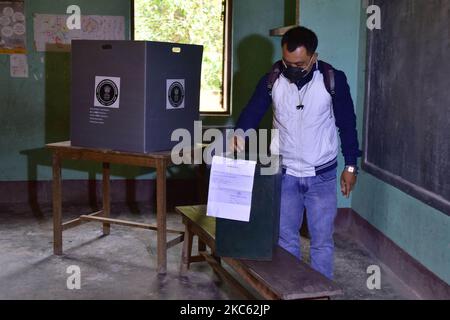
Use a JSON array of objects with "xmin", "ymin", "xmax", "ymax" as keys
[{"xmin": 345, "ymin": 165, "xmax": 358, "ymax": 175}]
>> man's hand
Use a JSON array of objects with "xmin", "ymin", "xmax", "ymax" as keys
[
  {"xmin": 228, "ymin": 135, "xmax": 245, "ymax": 153},
  {"xmin": 340, "ymin": 170, "xmax": 357, "ymax": 198}
]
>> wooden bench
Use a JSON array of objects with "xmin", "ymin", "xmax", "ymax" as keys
[{"xmin": 176, "ymin": 205, "xmax": 343, "ymax": 300}]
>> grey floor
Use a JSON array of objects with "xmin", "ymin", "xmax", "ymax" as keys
[{"xmin": 0, "ymin": 202, "xmax": 418, "ymax": 300}]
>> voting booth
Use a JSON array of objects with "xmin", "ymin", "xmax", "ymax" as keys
[
  {"xmin": 70, "ymin": 40, "xmax": 203, "ymax": 153},
  {"xmin": 207, "ymin": 155, "xmax": 282, "ymax": 261}
]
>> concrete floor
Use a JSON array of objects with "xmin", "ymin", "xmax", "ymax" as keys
[{"xmin": 0, "ymin": 203, "xmax": 418, "ymax": 300}]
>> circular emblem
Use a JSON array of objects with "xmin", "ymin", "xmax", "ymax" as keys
[
  {"xmin": 168, "ymin": 81, "xmax": 185, "ymax": 108},
  {"xmin": 96, "ymin": 79, "xmax": 119, "ymax": 107}
]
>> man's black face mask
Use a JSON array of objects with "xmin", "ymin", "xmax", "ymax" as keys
[
  {"xmin": 283, "ymin": 65, "xmax": 309, "ymax": 83},
  {"xmin": 282, "ymin": 54, "xmax": 316, "ymax": 83}
]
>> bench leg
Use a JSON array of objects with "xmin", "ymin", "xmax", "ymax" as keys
[
  {"xmin": 200, "ymin": 252, "xmax": 255, "ymax": 300},
  {"xmin": 210, "ymin": 250, "xmax": 222, "ymax": 277},
  {"xmin": 212, "ymin": 250, "xmax": 221, "ymax": 264},
  {"xmin": 180, "ymin": 224, "xmax": 193, "ymax": 275},
  {"xmin": 198, "ymin": 238, "xmax": 206, "ymax": 252},
  {"xmin": 102, "ymin": 162, "xmax": 111, "ymax": 235}
]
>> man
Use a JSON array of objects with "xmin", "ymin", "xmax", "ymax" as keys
[{"xmin": 231, "ymin": 26, "xmax": 362, "ymax": 280}]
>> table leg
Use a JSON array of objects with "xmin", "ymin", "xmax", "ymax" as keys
[
  {"xmin": 156, "ymin": 160, "xmax": 167, "ymax": 274},
  {"xmin": 180, "ymin": 223, "xmax": 193, "ymax": 275},
  {"xmin": 102, "ymin": 162, "xmax": 111, "ymax": 235},
  {"xmin": 52, "ymin": 153, "xmax": 63, "ymax": 255}
]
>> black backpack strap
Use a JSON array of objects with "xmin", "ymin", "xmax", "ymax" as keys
[
  {"xmin": 321, "ymin": 61, "xmax": 336, "ymax": 97},
  {"xmin": 267, "ymin": 60, "xmax": 284, "ymax": 96}
]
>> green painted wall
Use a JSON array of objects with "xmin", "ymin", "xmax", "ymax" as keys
[
  {"xmin": 300, "ymin": 0, "xmax": 449, "ymax": 284},
  {"xmin": 300, "ymin": 0, "xmax": 361, "ymax": 209},
  {"xmin": 202, "ymin": 0, "xmax": 285, "ymax": 128}
]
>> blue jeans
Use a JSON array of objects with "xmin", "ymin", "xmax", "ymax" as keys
[{"xmin": 278, "ymin": 168, "xmax": 338, "ymax": 280}]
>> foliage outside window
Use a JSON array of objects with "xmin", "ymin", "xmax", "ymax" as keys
[{"xmin": 134, "ymin": 0, "xmax": 230, "ymax": 114}]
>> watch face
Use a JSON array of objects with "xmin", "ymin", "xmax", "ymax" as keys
[{"xmin": 347, "ymin": 167, "xmax": 355, "ymax": 173}]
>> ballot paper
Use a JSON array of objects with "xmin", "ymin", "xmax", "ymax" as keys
[{"xmin": 207, "ymin": 156, "xmax": 257, "ymax": 222}]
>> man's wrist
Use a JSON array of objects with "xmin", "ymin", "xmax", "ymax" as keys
[{"xmin": 344, "ymin": 165, "xmax": 359, "ymax": 175}]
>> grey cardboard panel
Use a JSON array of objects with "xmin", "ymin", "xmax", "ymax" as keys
[
  {"xmin": 71, "ymin": 40, "xmax": 146, "ymax": 153},
  {"xmin": 213, "ymin": 156, "xmax": 282, "ymax": 261},
  {"xmin": 70, "ymin": 40, "xmax": 203, "ymax": 153},
  {"xmin": 145, "ymin": 41, "xmax": 202, "ymax": 151}
]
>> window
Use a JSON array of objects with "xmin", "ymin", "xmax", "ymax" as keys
[{"xmin": 133, "ymin": 0, "xmax": 232, "ymax": 115}]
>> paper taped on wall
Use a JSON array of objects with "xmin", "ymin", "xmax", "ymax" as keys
[
  {"xmin": 33, "ymin": 14, "xmax": 125, "ymax": 52},
  {"xmin": 10, "ymin": 53, "xmax": 28, "ymax": 77}
]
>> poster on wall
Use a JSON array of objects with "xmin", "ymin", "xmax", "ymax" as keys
[
  {"xmin": 33, "ymin": 14, "xmax": 125, "ymax": 52},
  {"xmin": 0, "ymin": 1, "xmax": 27, "ymax": 54},
  {"xmin": 10, "ymin": 53, "xmax": 28, "ymax": 77}
]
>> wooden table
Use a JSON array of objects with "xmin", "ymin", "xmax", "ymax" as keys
[{"xmin": 46, "ymin": 141, "xmax": 188, "ymax": 274}]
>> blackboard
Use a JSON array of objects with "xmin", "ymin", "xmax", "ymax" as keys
[{"xmin": 363, "ymin": 0, "xmax": 450, "ymax": 216}]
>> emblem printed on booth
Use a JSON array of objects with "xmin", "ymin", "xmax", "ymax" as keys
[
  {"xmin": 94, "ymin": 76, "xmax": 121, "ymax": 109},
  {"xmin": 166, "ymin": 79, "xmax": 185, "ymax": 110}
]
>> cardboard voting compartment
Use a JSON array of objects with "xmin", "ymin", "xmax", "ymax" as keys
[
  {"xmin": 214, "ymin": 156, "xmax": 282, "ymax": 261},
  {"xmin": 70, "ymin": 40, "xmax": 203, "ymax": 153}
]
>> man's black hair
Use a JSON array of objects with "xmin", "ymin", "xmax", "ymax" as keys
[{"xmin": 281, "ymin": 26, "xmax": 318, "ymax": 55}]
